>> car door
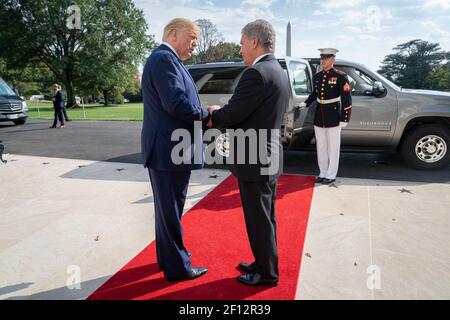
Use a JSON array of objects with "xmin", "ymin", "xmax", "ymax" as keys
[
  {"xmin": 334, "ymin": 64, "xmax": 398, "ymax": 146},
  {"xmin": 189, "ymin": 66, "xmax": 246, "ymax": 107},
  {"xmin": 285, "ymin": 60, "xmax": 315, "ymax": 147}
]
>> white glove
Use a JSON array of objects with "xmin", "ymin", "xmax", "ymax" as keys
[
  {"xmin": 339, "ymin": 122, "xmax": 348, "ymax": 128},
  {"xmin": 299, "ymin": 102, "xmax": 307, "ymax": 108}
]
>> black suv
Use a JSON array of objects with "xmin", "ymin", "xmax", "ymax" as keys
[{"xmin": 0, "ymin": 77, "xmax": 28, "ymax": 125}]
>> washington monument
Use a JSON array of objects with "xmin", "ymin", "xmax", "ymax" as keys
[{"xmin": 286, "ymin": 21, "xmax": 292, "ymax": 56}]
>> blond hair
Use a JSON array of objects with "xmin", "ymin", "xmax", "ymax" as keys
[{"xmin": 162, "ymin": 18, "xmax": 200, "ymax": 41}]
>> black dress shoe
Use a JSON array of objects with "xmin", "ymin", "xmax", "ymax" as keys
[
  {"xmin": 322, "ymin": 178, "xmax": 336, "ymax": 185},
  {"xmin": 237, "ymin": 273, "xmax": 278, "ymax": 286},
  {"xmin": 315, "ymin": 177, "xmax": 325, "ymax": 183},
  {"xmin": 166, "ymin": 267, "xmax": 208, "ymax": 282},
  {"xmin": 238, "ymin": 262, "xmax": 257, "ymax": 273}
]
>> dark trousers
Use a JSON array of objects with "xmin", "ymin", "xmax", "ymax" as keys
[
  {"xmin": 63, "ymin": 107, "xmax": 70, "ymax": 121},
  {"xmin": 52, "ymin": 108, "xmax": 64, "ymax": 126},
  {"xmin": 148, "ymin": 168, "xmax": 192, "ymax": 278},
  {"xmin": 238, "ymin": 178, "xmax": 279, "ymax": 280}
]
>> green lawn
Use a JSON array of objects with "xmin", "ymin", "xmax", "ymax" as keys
[{"xmin": 27, "ymin": 101, "xmax": 144, "ymax": 121}]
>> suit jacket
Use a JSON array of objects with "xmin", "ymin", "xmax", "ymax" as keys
[
  {"xmin": 211, "ymin": 54, "xmax": 289, "ymax": 181},
  {"xmin": 141, "ymin": 44, "xmax": 209, "ymax": 171},
  {"xmin": 53, "ymin": 91, "xmax": 64, "ymax": 109}
]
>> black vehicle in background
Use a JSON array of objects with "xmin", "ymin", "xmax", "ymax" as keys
[{"xmin": 0, "ymin": 77, "xmax": 28, "ymax": 125}]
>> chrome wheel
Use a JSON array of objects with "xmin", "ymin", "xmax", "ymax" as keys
[{"xmin": 415, "ymin": 135, "xmax": 447, "ymax": 163}]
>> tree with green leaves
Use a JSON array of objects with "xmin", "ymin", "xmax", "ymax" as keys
[
  {"xmin": 378, "ymin": 39, "xmax": 448, "ymax": 89},
  {"xmin": 0, "ymin": 0, "xmax": 155, "ymax": 107},
  {"xmin": 182, "ymin": 19, "xmax": 241, "ymax": 65},
  {"xmin": 426, "ymin": 66, "xmax": 450, "ymax": 91},
  {"xmin": 80, "ymin": 62, "xmax": 141, "ymax": 105},
  {"xmin": 186, "ymin": 41, "xmax": 241, "ymax": 65},
  {"xmin": 193, "ymin": 19, "xmax": 224, "ymax": 63},
  {"xmin": 204, "ymin": 42, "xmax": 241, "ymax": 62},
  {"xmin": 0, "ymin": 58, "xmax": 54, "ymax": 98}
]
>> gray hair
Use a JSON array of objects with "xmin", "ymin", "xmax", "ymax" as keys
[{"xmin": 241, "ymin": 19, "xmax": 276, "ymax": 53}]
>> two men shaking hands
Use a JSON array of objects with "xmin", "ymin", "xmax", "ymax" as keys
[{"xmin": 141, "ymin": 18, "xmax": 289, "ymax": 286}]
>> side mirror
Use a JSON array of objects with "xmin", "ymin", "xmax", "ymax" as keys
[{"xmin": 372, "ymin": 81, "xmax": 386, "ymax": 97}]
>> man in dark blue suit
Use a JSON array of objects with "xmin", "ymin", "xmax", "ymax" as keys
[
  {"xmin": 50, "ymin": 84, "xmax": 65, "ymax": 128},
  {"xmin": 141, "ymin": 18, "xmax": 210, "ymax": 282}
]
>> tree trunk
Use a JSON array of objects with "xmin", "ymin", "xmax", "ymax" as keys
[
  {"xmin": 65, "ymin": 81, "xmax": 76, "ymax": 108},
  {"xmin": 103, "ymin": 90, "xmax": 109, "ymax": 106}
]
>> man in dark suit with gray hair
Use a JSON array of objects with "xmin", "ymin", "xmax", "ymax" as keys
[{"xmin": 209, "ymin": 19, "xmax": 289, "ymax": 286}]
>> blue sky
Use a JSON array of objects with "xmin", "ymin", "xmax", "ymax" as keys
[{"xmin": 134, "ymin": 0, "xmax": 450, "ymax": 70}]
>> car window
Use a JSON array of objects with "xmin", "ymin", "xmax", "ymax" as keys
[
  {"xmin": 334, "ymin": 65, "xmax": 375, "ymax": 96},
  {"xmin": 189, "ymin": 67, "xmax": 245, "ymax": 94},
  {"xmin": 289, "ymin": 62, "xmax": 312, "ymax": 95},
  {"xmin": 0, "ymin": 78, "xmax": 16, "ymax": 96}
]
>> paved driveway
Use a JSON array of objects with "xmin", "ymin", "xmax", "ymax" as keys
[{"xmin": 1, "ymin": 120, "xmax": 448, "ymax": 183}]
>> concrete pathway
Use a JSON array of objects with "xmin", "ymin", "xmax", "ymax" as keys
[
  {"xmin": 1, "ymin": 154, "xmax": 449, "ymax": 299},
  {"xmin": 297, "ymin": 177, "xmax": 450, "ymax": 300},
  {"xmin": 0, "ymin": 154, "xmax": 229, "ymax": 299}
]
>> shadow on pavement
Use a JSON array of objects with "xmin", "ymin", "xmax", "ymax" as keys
[
  {"xmin": 0, "ymin": 282, "xmax": 34, "ymax": 297},
  {"xmin": 2, "ymin": 276, "xmax": 109, "ymax": 300}
]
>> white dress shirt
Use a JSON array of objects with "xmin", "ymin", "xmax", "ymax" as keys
[
  {"xmin": 252, "ymin": 53, "xmax": 272, "ymax": 65},
  {"xmin": 162, "ymin": 42, "xmax": 181, "ymax": 60}
]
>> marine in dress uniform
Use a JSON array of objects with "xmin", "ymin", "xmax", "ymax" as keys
[{"xmin": 304, "ymin": 48, "xmax": 352, "ymax": 184}]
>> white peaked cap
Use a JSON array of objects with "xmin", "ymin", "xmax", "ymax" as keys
[{"xmin": 318, "ymin": 48, "xmax": 339, "ymax": 56}]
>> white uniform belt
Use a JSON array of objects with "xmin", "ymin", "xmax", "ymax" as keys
[{"xmin": 317, "ymin": 97, "xmax": 341, "ymax": 104}]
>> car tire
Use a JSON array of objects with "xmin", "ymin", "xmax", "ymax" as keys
[
  {"xmin": 13, "ymin": 119, "xmax": 27, "ymax": 125},
  {"xmin": 401, "ymin": 124, "xmax": 450, "ymax": 170}
]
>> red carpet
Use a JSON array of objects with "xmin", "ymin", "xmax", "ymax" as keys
[{"xmin": 87, "ymin": 174, "xmax": 314, "ymax": 300}]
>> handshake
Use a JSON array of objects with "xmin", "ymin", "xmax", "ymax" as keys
[
  {"xmin": 207, "ymin": 105, "xmax": 221, "ymax": 114},
  {"xmin": 206, "ymin": 105, "xmax": 222, "ymax": 127}
]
